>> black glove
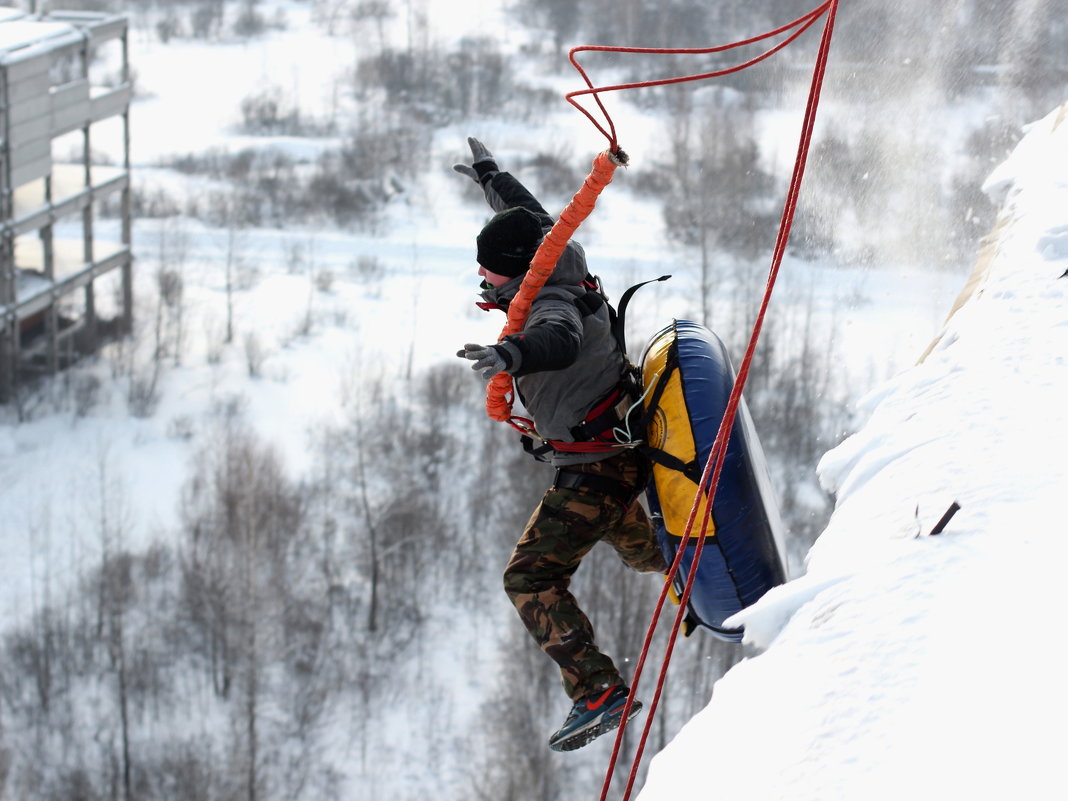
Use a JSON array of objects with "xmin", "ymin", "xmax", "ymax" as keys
[
  {"xmin": 452, "ymin": 137, "xmax": 499, "ymax": 186},
  {"xmin": 457, "ymin": 342, "xmax": 515, "ymax": 379}
]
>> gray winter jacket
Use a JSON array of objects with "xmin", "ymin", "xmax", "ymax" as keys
[{"xmin": 477, "ymin": 172, "xmax": 630, "ymax": 466}]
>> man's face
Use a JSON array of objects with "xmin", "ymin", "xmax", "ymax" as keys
[{"xmin": 478, "ymin": 264, "xmax": 512, "ymax": 288}]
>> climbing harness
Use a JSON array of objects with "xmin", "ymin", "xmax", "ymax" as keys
[
  {"xmin": 552, "ymin": 469, "xmax": 641, "ymax": 510},
  {"xmin": 503, "ymin": 272, "xmax": 670, "ymax": 459}
]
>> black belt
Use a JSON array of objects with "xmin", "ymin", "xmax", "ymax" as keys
[{"xmin": 552, "ymin": 469, "xmax": 638, "ymax": 508}]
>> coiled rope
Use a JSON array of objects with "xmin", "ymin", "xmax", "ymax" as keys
[{"xmin": 485, "ymin": 148, "xmax": 627, "ymax": 426}]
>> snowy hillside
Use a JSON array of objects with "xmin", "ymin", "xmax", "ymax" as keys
[{"xmin": 637, "ymin": 102, "xmax": 1068, "ymax": 801}]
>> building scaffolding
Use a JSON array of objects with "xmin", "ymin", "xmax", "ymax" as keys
[{"xmin": 0, "ymin": 8, "xmax": 132, "ymax": 402}]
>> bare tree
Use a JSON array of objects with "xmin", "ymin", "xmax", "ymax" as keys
[
  {"xmin": 658, "ymin": 97, "xmax": 777, "ymax": 325},
  {"xmin": 466, "ymin": 627, "xmax": 563, "ymax": 801},
  {"xmin": 156, "ymin": 216, "xmax": 190, "ymax": 367},
  {"xmin": 93, "ymin": 448, "xmax": 136, "ymax": 801},
  {"xmin": 210, "ymin": 188, "xmax": 258, "ymax": 345},
  {"xmin": 0, "ymin": 711, "xmax": 8, "ymax": 796},
  {"xmin": 177, "ymin": 402, "xmax": 347, "ymax": 800}
]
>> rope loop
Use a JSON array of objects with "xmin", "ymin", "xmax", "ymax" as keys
[{"xmin": 566, "ymin": 1, "xmax": 834, "ymax": 152}]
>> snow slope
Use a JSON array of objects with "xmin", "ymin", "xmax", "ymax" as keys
[{"xmin": 637, "ymin": 102, "xmax": 1068, "ymax": 801}]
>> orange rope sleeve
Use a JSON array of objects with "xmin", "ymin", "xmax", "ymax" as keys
[{"xmin": 485, "ymin": 148, "xmax": 627, "ymax": 422}]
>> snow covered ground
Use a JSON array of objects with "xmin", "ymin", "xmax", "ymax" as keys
[{"xmin": 637, "ymin": 102, "xmax": 1068, "ymax": 801}]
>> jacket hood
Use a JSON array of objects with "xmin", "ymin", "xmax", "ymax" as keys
[{"xmin": 479, "ymin": 239, "xmax": 588, "ymax": 307}]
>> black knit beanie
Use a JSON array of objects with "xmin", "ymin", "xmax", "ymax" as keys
[{"xmin": 476, "ymin": 207, "xmax": 544, "ymax": 277}]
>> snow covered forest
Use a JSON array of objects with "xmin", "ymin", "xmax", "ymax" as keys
[{"xmin": 1, "ymin": 1, "xmax": 1066, "ymax": 799}]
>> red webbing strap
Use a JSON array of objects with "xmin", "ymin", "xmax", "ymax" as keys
[{"xmin": 485, "ymin": 148, "xmax": 627, "ymax": 423}]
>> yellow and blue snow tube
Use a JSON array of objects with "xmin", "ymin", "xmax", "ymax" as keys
[{"xmin": 640, "ymin": 320, "xmax": 788, "ymax": 641}]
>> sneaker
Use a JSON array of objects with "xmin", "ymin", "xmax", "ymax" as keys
[{"xmin": 548, "ymin": 685, "xmax": 643, "ymax": 752}]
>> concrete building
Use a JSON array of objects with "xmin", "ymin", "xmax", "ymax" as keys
[{"xmin": 0, "ymin": 8, "xmax": 132, "ymax": 402}]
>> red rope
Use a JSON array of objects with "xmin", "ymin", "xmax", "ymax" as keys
[
  {"xmin": 576, "ymin": 4, "xmax": 842, "ymax": 800},
  {"xmin": 567, "ymin": 3, "xmax": 833, "ymax": 153}
]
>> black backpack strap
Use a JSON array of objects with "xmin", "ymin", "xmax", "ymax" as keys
[
  {"xmin": 639, "ymin": 446, "xmax": 703, "ymax": 484},
  {"xmin": 573, "ymin": 289, "xmax": 605, "ymax": 317},
  {"xmin": 612, "ymin": 274, "xmax": 671, "ymax": 355},
  {"xmin": 573, "ymin": 273, "xmax": 670, "ymax": 357},
  {"xmin": 553, "ymin": 469, "xmax": 640, "ymax": 508},
  {"xmin": 520, "ymin": 434, "xmax": 555, "ymax": 462}
]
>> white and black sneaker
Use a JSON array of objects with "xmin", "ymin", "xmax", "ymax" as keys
[{"xmin": 548, "ymin": 685, "xmax": 643, "ymax": 752}]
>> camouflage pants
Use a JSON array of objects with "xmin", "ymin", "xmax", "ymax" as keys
[{"xmin": 503, "ymin": 449, "xmax": 668, "ymax": 701}]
